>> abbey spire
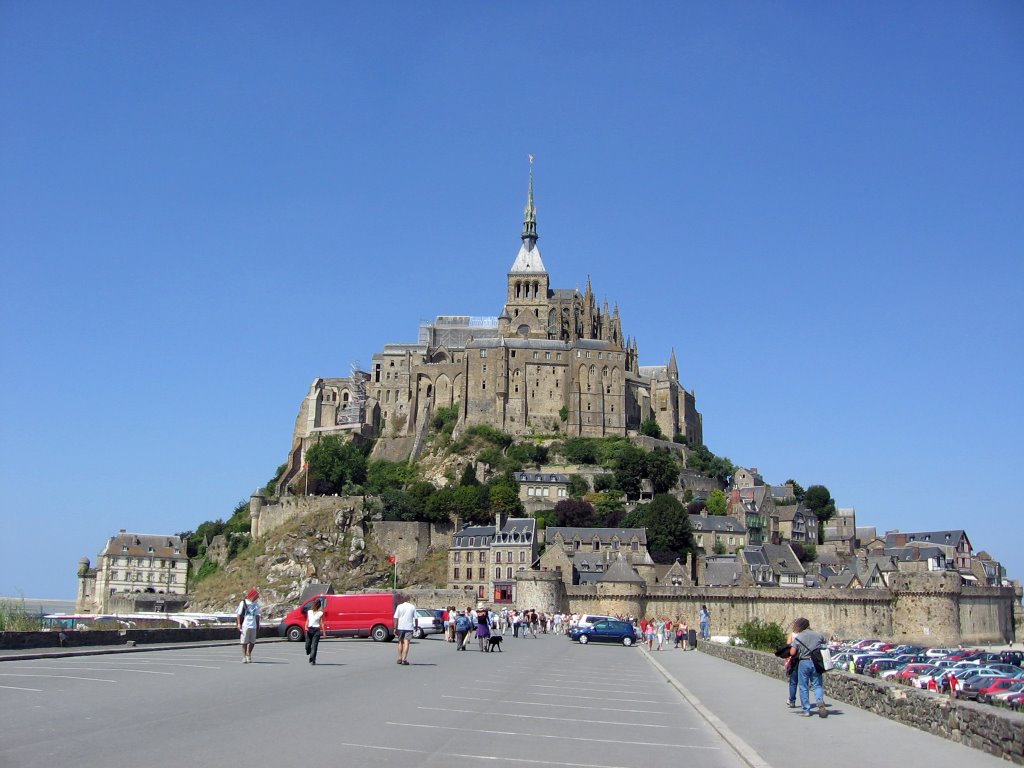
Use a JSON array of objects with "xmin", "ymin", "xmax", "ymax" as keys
[{"xmin": 509, "ymin": 155, "xmax": 546, "ymax": 273}]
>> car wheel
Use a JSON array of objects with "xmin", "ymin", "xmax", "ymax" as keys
[
  {"xmin": 622, "ymin": 636, "xmax": 633, "ymax": 647},
  {"xmin": 370, "ymin": 624, "xmax": 391, "ymax": 642},
  {"xmin": 286, "ymin": 625, "xmax": 304, "ymax": 642},
  {"xmin": 413, "ymin": 627, "xmax": 424, "ymax": 640},
  {"xmin": 579, "ymin": 635, "xmax": 589, "ymax": 645}
]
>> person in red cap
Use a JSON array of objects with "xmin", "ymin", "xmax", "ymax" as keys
[{"xmin": 236, "ymin": 589, "xmax": 261, "ymax": 663}]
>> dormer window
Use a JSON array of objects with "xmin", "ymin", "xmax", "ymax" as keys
[{"xmin": 122, "ymin": 545, "xmax": 128, "ymax": 552}]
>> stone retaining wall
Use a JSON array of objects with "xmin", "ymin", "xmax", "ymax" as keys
[
  {"xmin": 699, "ymin": 641, "xmax": 1024, "ymax": 764},
  {"xmin": 0, "ymin": 625, "xmax": 278, "ymax": 651}
]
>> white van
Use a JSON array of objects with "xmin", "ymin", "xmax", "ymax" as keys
[{"xmin": 577, "ymin": 614, "xmax": 616, "ymax": 629}]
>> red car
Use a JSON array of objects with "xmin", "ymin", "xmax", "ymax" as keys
[
  {"xmin": 896, "ymin": 664, "xmax": 935, "ymax": 683},
  {"xmin": 976, "ymin": 678, "xmax": 1023, "ymax": 703}
]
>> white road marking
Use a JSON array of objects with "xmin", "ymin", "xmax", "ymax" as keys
[
  {"xmin": 0, "ymin": 684, "xmax": 42, "ymax": 692},
  {"xmin": 60, "ymin": 660, "xmax": 219, "ymax": 670},
  {"xmin": 642, "ymin": 648, "xmax": 774, "ymax": 768},
  {"xmin": 418, "ymin": 706, "xmax": 675, "ymax": 728},
  {"xmin": 540, "ymin": 670, "xmax": 651, "ymax": 681},
  {"xmin": 462, "ymin": 687, "xmax": 674, "ymax": 704},
  {"xmin": 0, "ymin": 673, "xmax": 116, "ymax": 683},
  {"xmin": 22, "ymin": 665, "xmax": 174, "ymax": 676},
  {"xmin": 336, "ymin": 741, "xmax": 635, "ymax": 768},
  {"xmin": 442, "ymin": 694, "xmax": 669, "ymax": 715},
  {"xmin": 392, "ymin": 721, "xmax": 714, "ymax": 748},
  {"xmin": 528, "ymin": 682, "xmax": 654, "ymax": 693}
]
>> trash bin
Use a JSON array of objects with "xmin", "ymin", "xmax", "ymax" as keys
[{"xmin": 688, "ymin": 628, "xmax": 697, "ymax": 648}]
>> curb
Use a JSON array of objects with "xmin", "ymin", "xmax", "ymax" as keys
[
  {"xmin": 0, "ymin": 638, "xmax": 286, "ymax": 663},
  {"xmin": 641, "ymin": 647, "xmax": 773, "ymax": 768}
]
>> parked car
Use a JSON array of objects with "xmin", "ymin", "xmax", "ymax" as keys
[
  {"xmin": 924, "ymin": 648, "xmax": 954, "ymax": 659},
  {"xmin": 977, "ymin": 679, "xmax": 1024, "ymax": 704},
  {"xmin": 852, "ymin": 652, "xmax": 886, "ymax": 674},
  {"xmin": 998, "ymin": 651, "xmax": 1024, "ymax": 667},
  {"xmin": 983, "ymin": 664, "xmax": 1024, "ymax": 678},
  {"xmin": 413, "ymin": 608, "xmax": 444, "ymax": 639},
  {"xmin": 280, "ymin": 592, "xmax": 398, "ymax": 642},
  {"xmin": 570, "ymin": 619, "xmax": 638, "ymax": 646},
  {"xmin": 959, "ymin": 672, "xmax": 1012, "ymax": 700},
  {"xmin": 867, "ymin": 658, "xmax": 903, "ymax": 678},
  {"xmin": 895, "ymin": 664, "xmax": 936, "ymax": 684},
  {"xmin": 576, "ymin": 614, "xmax": 616, "ymax": 630}
]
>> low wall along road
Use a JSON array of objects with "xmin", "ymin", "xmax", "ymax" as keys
[{"xmin": 699, "ymin": 641, "xmax": 1024, "ymax": 765}]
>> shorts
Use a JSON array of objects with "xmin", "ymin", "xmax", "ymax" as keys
[
  {"xmin": 396, "ymin": 629, "xmax": 414, "ymax": 641},
  {"xmin": 239, "ymin": 627, "xmax": 257, "ymax": 645}
]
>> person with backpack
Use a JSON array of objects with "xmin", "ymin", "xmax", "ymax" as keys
[
  {"xmin": 236, "ymin": 588, "xmax": 260, "ymax": 664},
  {"xmin": 789, "ymin": 617, "xmax": 829, "ymax": 718},
  {"xmin": 454, "ymin": 611, "xmax": 472, "ymax": 650}
]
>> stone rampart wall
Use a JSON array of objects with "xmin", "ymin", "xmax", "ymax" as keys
[
  {"xmin": 253, "ymin": 495, "xmax": 364, "ymax": 540},
  {"xmin": 698, "ymin": 641, "xmax": 1024, "ymax": 765},
  {"xmin": 543, "ymin": 581, "xmax": 1018, "ymax": 645}
]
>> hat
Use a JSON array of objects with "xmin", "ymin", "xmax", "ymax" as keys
[{"xmin": 246, "ymin": 589, "xmax": 260, "ymax": 601}]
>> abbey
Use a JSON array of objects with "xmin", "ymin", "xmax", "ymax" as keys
[{"xmin": 285, "ymin": 168, "xmax": 702, "ymax": 473}]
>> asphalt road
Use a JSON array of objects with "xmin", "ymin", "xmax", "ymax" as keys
[{"xmin": 0, "ymin": 632, "xmax": 749, "ymax": 768}]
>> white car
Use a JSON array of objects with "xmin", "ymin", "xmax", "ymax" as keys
[
  {"xmin": 577, "ymin": 614, "xmax": 616, "ymax": 630},
  {"xmin": 412, "ymin": 609, "xmax": 444, "ymax": 639}
]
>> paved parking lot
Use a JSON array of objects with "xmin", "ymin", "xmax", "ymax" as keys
[{"xmin": 0, "ymin": 633, "xmax": 747, "ymax": 768}]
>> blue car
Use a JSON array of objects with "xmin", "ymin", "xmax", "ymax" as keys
[{"xmin": 569, "ymin": 620, "xmax": 637, "ymax": 646}]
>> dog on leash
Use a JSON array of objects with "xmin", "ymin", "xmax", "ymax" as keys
[{"xmin": 485, "ymin": 635, "xmax": 503, "ymax": 652}]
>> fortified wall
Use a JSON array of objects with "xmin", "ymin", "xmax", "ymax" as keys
[
  {"xmin": 249, "ymin": 492, "xmax": 453, "ymax": 566},
  {"xmin": 517, "ymin": 569, "xmax": 1020, "ymax": 645}
]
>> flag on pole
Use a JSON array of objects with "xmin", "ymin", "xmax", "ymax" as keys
[{"xmin": 387, "ymin": 555, "xmax": 397, "ymax": 564}]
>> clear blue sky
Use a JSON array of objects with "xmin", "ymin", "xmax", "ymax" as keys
[{"xmin": 2, "ymin": 3, "xmax": 1021, "ymax": 599}]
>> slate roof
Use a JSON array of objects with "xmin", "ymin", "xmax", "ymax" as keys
[
  {"xmin": 598, "ymin": 556, "xmax": 645, "ymax": 583},
  {"xmin": 451, "ymin": 525, "xmax": 496, "ymax": 547},
  {"xmin": 743, "ymin": 543, "xmax": 805, "ymax": 576},
  {"xmin": 885, "ymin": 530, "xmax": 970, "ymax": 549},
  {"xmin": 101, "ymin": 533, "xmax": 186, "ymax": 559},
  {"xmin": 546, "ymin": 527, "xmax": 647, "ymax": 546},
  {"xmin": 703, "ymin": 560, "xmax": 744, "ymax": 587},
  {"xmin": 689, "ymin": 515, "xmax": 744, "ymax": 533},
  {"xmin": 515, "ymin": 472, "xmax": 570, "ymax": 484}
]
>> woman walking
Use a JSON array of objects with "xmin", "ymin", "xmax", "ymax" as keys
[
  {"xmin": 476, "ymin": 607, "xmax": 491, "ymax": 651},
  {"xmin": 655, "ymin": 618, "xmax": 666, "ymax": 651},
  {"xmin": 305, "ymin": 598, "xmax": 324, "ymax": 665},
  {"xmin": 645, "ymin": 619, "xmax": 656, "ymax": 650}
]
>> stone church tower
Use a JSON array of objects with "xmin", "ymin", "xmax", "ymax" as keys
[{"xmin": 279, "ymin": 162, "xmax": 703, "ymax": 484}]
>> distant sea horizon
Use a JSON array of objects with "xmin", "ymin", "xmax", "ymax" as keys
[{"xmin": 1, "ymin": 596, "xmax": 77, "ymax": 614}]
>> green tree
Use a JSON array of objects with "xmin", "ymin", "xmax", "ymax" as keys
[
  {"xmin": 424, "ymin": 486, "xmax": 457, "ymax": 522},
  {"xmin": 786, "ymin": 479, "xmax": 806, "ymax": 502},
  {"xmin": 365, "ymin": 459, "xmax": 413, "ymax": 495},
  {"xmin": 622, "ymin": 494, "xmax": 693, "ymax": 563},
  {"xmin": 803, "ymin": 485, "xmax": 836, "ymax": 522},
  {"xmin": 380, "ymin": 488, "xmax": 415, "ymax": 521},
  {"xmin": 559, "ymin": 406, "xmax": 569, "ymax": 422},
  {"xmin": 590, "ymin": 491, "xmax": 626, "ymax": 527},
  {"xmin": 305, "ymin": 435, "xmax": 367, "ymax": 494},
  {"xmin": 644, "ymin": 449, "xmax": 679, "ymax": 494},
  {"xmin": 563, "ymin": 437, "xmax": 599, "ymax": 464},
  {"xmin": 640, "ymin": 418, "xmax": 663, "ymax": 439},
  {"xmin": 459, "ymin": 463, "xmax": 480, "ymax": 487},
  {"xmin": 685, "ymin": 443, "xmax": 736, "ymax": 483},
  {"xmin": 706, "ymin": 489, "xmax": 728, "ymax": 516},
  {"xmin": 406, "ymin": 481, "xmax": 437, "ymax": 519},
  {"xmin": 488, "ymin": 480, "xmax": 524, "ymax": 519},
  {"xmin": 567, "ymin": 474, "xmax": 591, "ymax": 498},
  {"xmin": 593, "ymin": 473, "xmax": 617, "ymax": 492}
]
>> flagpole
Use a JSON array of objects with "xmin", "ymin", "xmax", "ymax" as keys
[{"xmin": 393, "ymin": 559, "xmax": 398, "ymax": 590}]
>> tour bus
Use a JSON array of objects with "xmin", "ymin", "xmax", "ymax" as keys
[{"xmin": 280, "ymin": 592, "xmax": 399, "ymax": 643}]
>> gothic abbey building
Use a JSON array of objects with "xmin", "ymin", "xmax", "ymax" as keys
[{"xmin": 281, "ymin": 171, "xmax": 702, "ymax": 481}]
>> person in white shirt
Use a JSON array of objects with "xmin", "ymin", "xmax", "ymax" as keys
[
  {"xmin": 393, "ymin": 595, "xmax": 417, "ymax": 666},
  {"xmin": 305, "ymin": 598, "xmax": 324, "ymax": 665},
  {"xmin": 236, "ymin": 588, "xmax": 261, "ymax": 664}
]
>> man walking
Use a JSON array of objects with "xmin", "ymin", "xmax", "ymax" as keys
[
  {"xmin": 236, "ymin": 588, "xmax": 261, "ymax": 664},
  {"xmin": 393, "ymin": 593, "xmax": 417, "ymax": 666}
]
